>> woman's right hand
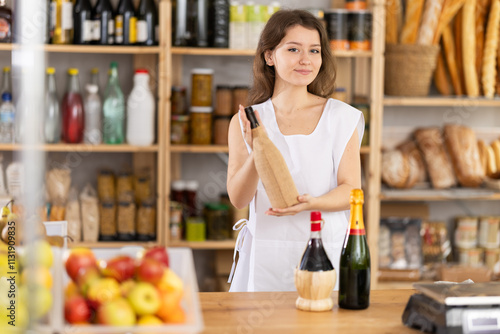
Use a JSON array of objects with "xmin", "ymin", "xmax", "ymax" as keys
[{"xmin": 239, "ymin": 104, "xmax": 262, "ymax": 150}]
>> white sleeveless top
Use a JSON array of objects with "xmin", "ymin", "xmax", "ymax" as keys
[{"xmin": 229, "ymin": 98, "xmax": 364, "ymax": 292}]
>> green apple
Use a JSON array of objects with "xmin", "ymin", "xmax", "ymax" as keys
[
  {"xmin": 97, "ymin": 298, "xmax": 137, "ymax": 326},
  {"xmin": 21, "ymin": 239, "xmax": 53, "ymax": 269},
  {"xmin": 127, "ymin": 282, "xmax": 161, "ymax": 316}
]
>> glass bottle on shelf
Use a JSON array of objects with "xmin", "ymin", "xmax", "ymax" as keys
[
  {"xmin": 91, "ymin": 0, "xmax": 114, "ymax": 45},
  {"xmin": 50, "ymin": 0, "xmax": 74, "ymax": 44},
  {"xmin": 44, "ymin": 67, "xmax": 61, "ymax": 144},
  {"xmin": 102, "ymin": 61, "xmax": 125, "ymax": 144},
  {"xmin": 126, "ymin": 69, "xmax": 155, "ymax": 146},
  {"xmin": 83, "ymin": 84, "xmax": 102, "ymax": 145},
  {"xmin": 0, "ymin": 0, "xmax": 13, "ymax": 43},
  {"xmin": 339, "ymin": 188, "xmax": 371, "ymax": 310},
  {"xmin": 62, "ymin": 68, "xmax": 85, "ymax": 143},
  {"xmin": 136, "ymin": 0, "xmax": 157, "ymax": 46},
  {"xmin": 73, "ymin": 0, "xmax": 93, "ymax": 44},
  {"xmin": 1, "ymin": 66, "xmax": 11, "ymax": 96},
  {"xmin": 211, "ymin": 0, "xmax": 229, "ymax": 48},
  {"xmin": 115, "ymin": 0, "xmax": 136, "ymax": 45},
  {"xmin": 0, "ymin": 92, "xmax": 15, "ymax": 143}
]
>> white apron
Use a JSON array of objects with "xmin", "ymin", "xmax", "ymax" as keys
[{"xmin": 229, "ymin": 98, "xmax": 364, "ymax": 292}]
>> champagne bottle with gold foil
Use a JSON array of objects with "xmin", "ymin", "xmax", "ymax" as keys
[
  {"xmin": 244, "ymin": 106, "xmax": 299, "ymax": 208},
  {"xmin": 339, "ymin": 188, "xmax": 370, "ymax": 310}
]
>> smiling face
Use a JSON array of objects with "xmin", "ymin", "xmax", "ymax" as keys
[{"xmin": 266, "ymin": 25, "xmax": 322, "ymax": 89}]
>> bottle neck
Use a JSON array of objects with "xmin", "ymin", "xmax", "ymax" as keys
[
  {"xmin": 310, "ymin": 230, "xmax": 322, "ymax": 239},
  {"xmin": 349, "ymin": 202, "xmax": 365, "ymax": 234},
  {"xmin": 2, "ymin": 71, "xmax": 11, "ymax": 93},
  {"xmin": 91, "ymin": 73, "xmax": 99, "ymax": 88},
  {"xmin": 47, "ymin": 74, "xmax": 57, "ymax": 93},
  {"xmin": 108, "ymin": 68, "xmax": 119, "ymax": 86},
  {"xmin": 67, "ymin": 74, "xmax": 81, "ymax": 93},
  {"xmin": 310, "ymin": 221, "xmax": 322, "ymax": 239}
]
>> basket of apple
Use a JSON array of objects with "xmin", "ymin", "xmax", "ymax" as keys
[{"xmin": 62, "ymin": 246, "xmax": 203, "ymax": 333}]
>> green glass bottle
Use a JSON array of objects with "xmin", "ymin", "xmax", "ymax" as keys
[
  {"xmin": 339, "ymin": 188, "xmax": 371, "ymax": 310},
  {"xmin": 102, "ymin": 62, "xmax": 125, "ymax": 144}
]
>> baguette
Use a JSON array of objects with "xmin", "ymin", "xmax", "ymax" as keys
[
  {"xmin": 442, "ymin": 24, "xmax": 463, "ymax": 95},
  {"xmin": 417, "ymin": 0, "xmax": 446, "ymax": 45},
  {"xmin": 432, "ymin": 0, "xmax": 467, "ymax": 44},
  {"xmin": 481, "ymin": 0, "xmax": 500, "ymax": 98},
  {"xmin": 463, "ymin": 0, "xmax": 480, "ymax": 97},
  {"xmin": 475, "ymin": 0, "xmax": 491, "ymax": 92},
  {"xmin": 400, "ymin": 0, "xmax": 426, "ymax": 44},
  {"xmin": 454, "ymin": 9, "xmax": 467, "ymax": 95},
  {"xmin": 434, "ymin": 48, "xmax": 453, "ymax": 95},
  {"xmin": 477, "ymin": 139, "xmax": 488, "ymax": 175},
  {"xmin": 386, "ymin": 0, "xmax": 401, "ymax": 44},
  {"xmin": 486, "ymin": 143, "xmax": 498, "ymax": 176}
]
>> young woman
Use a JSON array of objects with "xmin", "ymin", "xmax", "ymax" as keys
[{"xmin": 227, "ymin": 9, "xmax": 364, "ymax": 292}]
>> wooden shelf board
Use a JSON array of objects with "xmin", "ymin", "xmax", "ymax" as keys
[
  {"xmin": 169, "ymin": 240, "xmax": 235, "ymax": 250},
  {"xmin": 172, "ymin": 47, "xmax": 372, "ymax": 58},
  {"xmin": 69, "ymin": 241, "xmax": 159, "ymax": 248},
  {"xmin": 170, "ymin": 145, "xmax": 229, "ymax": 153},
  {"xmin": 380, "ymin": 187, "xmax": 500, "ymax": 201},
  {"xmin": 0, "ymin": 44, "xmax": 160, "ymax": 54},
  {"xmin": 0, "ymin": 143, "xmax": 159, "ymax": 152},
  {"xmin": 384, "ymin": 96, "xmax": 500, "ymax": 107}
]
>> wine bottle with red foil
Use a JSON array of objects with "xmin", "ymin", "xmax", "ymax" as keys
[
  {"xmin": 244, "ymin": 106, "xmax": 300, "ymax": 208},
  {"xmin": 339, "ymin": 188, "xmax": 371, "ymax": 310},
  {"xmin": 294, "ymin": 211, "xmax": 336, "ymax": 312}
]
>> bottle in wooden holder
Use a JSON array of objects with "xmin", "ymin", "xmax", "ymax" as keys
[
  {"xmin": 294, "ymin": 211, "xmax": 336, "ymax": 312},
  {"xmin": 244, "ymin": 106, "xmax": 299, "ymax": 208}
]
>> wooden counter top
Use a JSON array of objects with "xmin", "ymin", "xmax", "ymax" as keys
[{"xmin": 200, "ymin": 289, "xmax": 419, "ymax": 334}]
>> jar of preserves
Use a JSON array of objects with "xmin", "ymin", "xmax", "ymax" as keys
[
  {"xmin": 191, "ymin": 68, "xmax": 214, "ymax": 107},
  {"xmin": 98, "ymin": 169, "xmax": 115, "ymax": 200},
  {"xmin": 204, "ymin": 202, "xmax": 230, "ymax": 240},
  {"xmin": 213, "ymin": 115, "xmax": 231, "ymax": 145},
  {"xmin": 232, "ymin": 86, "xmax": 249, "ymax": 114},
  {"xmin": 479, "ymin": 216, "xmax": 500, "ymax": 249},
  {"xmin": 190, "ymin": 106, "xmax": 212, "ymax": 145},
  {"xmin": 137, "ymin": 198, "xmax": 156, "ymax": 241},
  {"xmin": 171, "ymin": 86, "xmax": 187, "ymax": 115},
  {"xmin": 454, "ymin": 216, "xmax": 478, "ymax": 249},
  {"xmin": 171, "ymin": 114, "xmax": 190, "ymax": 144},
  {"xmin": 215, "ymin": 85, "xmax": 233, "ymax": 116},
  {"xmin": 169, "ymin": 201, "xmax": 183, "ymax": 242}
]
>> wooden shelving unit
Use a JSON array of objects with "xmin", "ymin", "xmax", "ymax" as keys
[
  {"xmin": 380, "ymin": 188, "xmax": 500, "ymax": 201},
  {"xmin": 384, "ymin": 96, "xmax": 500, "ymax": 107},
  {"xmin": 169, "ymin": 240, "xmax": 235, "ymax": 250},
  {"xmin": 0, "ymin": 143, "xmax": 159, "ymax": 152},
  {"xmin": 0, "ymin": 43, "xmax": 160, "ymax": 54}
]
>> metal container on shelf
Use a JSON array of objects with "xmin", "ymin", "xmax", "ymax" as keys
[{"xmin": 204, "ymin": 202, "xmax": 230, "ymax": 240}]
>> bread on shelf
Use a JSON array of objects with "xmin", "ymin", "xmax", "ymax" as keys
[
  {"xmin": 443, "ymin": 124, "xmax": 484, "ymax": 187},
  {"xmin": 414, "ymin": 127, "xmax": 456, "ymax": 189},
  {"xmin": 398, "ymin": 140, "xmax": 428, "ymax": 184},
  {"xmin": 381, "ymin": 150, "xmax": 410, "ymax": 189},
  {"xmin": 481, "ymin": 0, "xmax": 500, "ymax": 98}
]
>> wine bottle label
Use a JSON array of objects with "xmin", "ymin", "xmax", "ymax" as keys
[
  {"xmin": 129, "ymin": 17, "xmax": 137, "ymax": 43},
  {"xmin": 115, "ymin": 15, "xmax": 123, "ymax": 43},
  {"xmin": 84, "ymin": 20, "xmax": 93, "ymax": 42},
  {"xmin": 61, "ymin": 2, "xmax": 73, "ymax": 30},
  {"xmin": 349, "ymin": 228, "xmax": 366, "ymax": 235},
  {"xmin": 92, "ymin": 21, "xmax": 101, "ymax": 41},
  {"xmin": 0, "ymin": 19, "xmax": 9, "ymax": 39},
  {"xmin": 136, "ymin": 20, "xmax": 147, "ymax": 42}
]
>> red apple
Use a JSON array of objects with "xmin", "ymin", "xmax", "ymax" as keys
[
  {"xmin": 64, "ymin": 296, "xmax": 92, "ymax": 324},
  {"xmin": 136, "ymin": 258, "xmax": 165, "ymax": 285},
  {"xmin": 100, "ymin": 255, "xmax": 136, "ymax": 282},
  {"xmin": 65, "ymin": 248, "xmax": 98, "ymax": 282},
  {"xmin": 143, "ymin": 246, "xmax": 169, "ymax": 267},
  {"xmin": 75, "ymin": 266, "xmax": 101, "ymax": 298},
  {"xmin": 96, "ymin": 298, "xmax": 136, "ymax": 326}
]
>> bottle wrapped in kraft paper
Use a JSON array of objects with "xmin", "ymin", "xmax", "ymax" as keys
[{"xmin": 244, "ymin": 106, "xmax": 300, "ymax": 208}]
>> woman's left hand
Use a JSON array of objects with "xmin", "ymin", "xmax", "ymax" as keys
[{"xmin": 265, "ymin": 194, "xmax": 314, "ymax": 216}]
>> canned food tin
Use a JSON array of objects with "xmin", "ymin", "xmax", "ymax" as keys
[
  {"xmin": 171, "ymin": 115, "xmax": 190, "ymax": 144},
  {"xmin": 348, "ymin": 10, "xmax": 372, "ymax": 51},
  {"xmin": 324, "ymin": 9, "xmax": 349, "ymax": 51},
  {"xmin": 191, "ymin": 68, "xmax": 214, "ymax": 106},
  {"xmin": 479, "ymin": 216, "xmax": 500, "ymax": 249},
  {"xmin": 457, "ymin": 247, "xmax": 484, "ymax": 267},
  {"xmin": 485, "ymin": 248, "xmax": 500, "ymax": 270},
  {"xmin": 190, "ymin": 106, "xmax": 213, "ymax": 145},
  {"xmin": 455, "ymin": 216, "xmax": 478, "ymax": 249}
]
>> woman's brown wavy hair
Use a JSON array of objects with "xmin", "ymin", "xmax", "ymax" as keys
[{"xmin": 248, "ymin": 9, "xmax": 337, "ymax": 105}]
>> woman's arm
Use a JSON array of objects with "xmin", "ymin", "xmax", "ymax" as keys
[
  {"xmin": 226, "ymin": 107, "xmax": 261, "ymax": 209},
  {"xmin": 266, "ymin": 130, "xmax": 361, "ymax": 216}
]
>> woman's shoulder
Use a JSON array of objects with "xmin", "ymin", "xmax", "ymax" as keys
[{"xmin": 326, "ymin": 98, "xmax": 362, "ymax": 115}]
